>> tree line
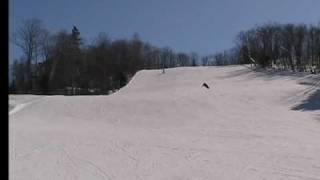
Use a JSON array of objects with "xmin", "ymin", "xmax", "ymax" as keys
[
  {"xmin": 207, "ymin": 22, "xmax": 320, "ymax": 71},
  {"xmin": 10, "ymin": 19, "xmax": 201, "ymax": 95},
  {"xmin": 10, "ymin": 20, "xmax": 320, "ymax": 95}
]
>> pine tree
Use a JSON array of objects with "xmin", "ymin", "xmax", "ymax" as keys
[{"xmin": 70, "ymin": 26, "xmax": 82, "ymax": 94}]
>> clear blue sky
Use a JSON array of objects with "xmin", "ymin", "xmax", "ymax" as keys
[{"xmin": 9, "ymin": 0, "xmax": 320, "ymax": 64}]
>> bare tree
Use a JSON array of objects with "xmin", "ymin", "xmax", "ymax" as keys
[
  {"xmin": 39, "ymin": 28, "xmax": 52, "ymax": 62},
  {"xmin": 190, "ymin": 52, "xmax": 199, "ymax": 66},
  {"xmin": 12, "ymin": 18, "xmax": 46, "ymax": 92},
  {"xmin": 201, "ymin": 56, "xmax": 209, "ymax": 66}
]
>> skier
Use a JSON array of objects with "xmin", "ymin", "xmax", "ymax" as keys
[{"xmin": 202, "ymin": 83, "xmax": 210, "ymax": 89}]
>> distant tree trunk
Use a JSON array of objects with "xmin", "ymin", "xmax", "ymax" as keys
[{"xmin": 12, "ymin": 18, "xmax": 47, "ymax": 93}]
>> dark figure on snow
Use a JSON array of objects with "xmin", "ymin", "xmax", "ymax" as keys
[{"xmin": 202, "ymin": 83, "xmax": 210, "ymax": 89}]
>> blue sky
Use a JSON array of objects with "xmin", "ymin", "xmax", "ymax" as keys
[{"xmin": 9, "ymin": 0, "xmax": 320, "ymax": 64}]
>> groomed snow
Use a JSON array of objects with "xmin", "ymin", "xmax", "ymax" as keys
[{"xmin": 9, "ymin": 65, "xmax": 320, "ymax": 180}]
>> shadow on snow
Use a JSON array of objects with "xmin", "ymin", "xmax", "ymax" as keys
[
  {"xmin": 292, "ymin": 89, "xmax": 320, "ymax": 111},
  {"xmin": 219, "ymin": 66, "xmax": 320, "ymax": 111}
]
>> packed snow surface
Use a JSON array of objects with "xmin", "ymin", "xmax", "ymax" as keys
[{"xmin": 9, "ymin": 65, "xmax": 320, "ymax": 180}]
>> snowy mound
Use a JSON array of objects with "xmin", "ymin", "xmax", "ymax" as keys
[{"xmin": 9, "ymin": 65, "xmax": 320, "ymax": 180}]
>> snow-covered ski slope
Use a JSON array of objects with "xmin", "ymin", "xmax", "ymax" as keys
[{"xmin": 9, "ymin": 65, "xmax": 320, "ymax": 180}]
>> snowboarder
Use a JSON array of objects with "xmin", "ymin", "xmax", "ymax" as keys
[{"xmin": 202, "ymin": 83, "xmax": 210, "ymax": 89}]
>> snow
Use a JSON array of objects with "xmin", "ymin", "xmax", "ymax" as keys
[{"xmin": 9, "ymin": 65, "xmax": 320, "ymax": 180}]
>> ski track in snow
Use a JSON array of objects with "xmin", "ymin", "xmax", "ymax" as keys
[
  {"xmin": 9, "ymin": 95, "xmax": 47, "ymax": 116},
  {"xmin": 9, "ymin": 65, "xmax": 320, "ymax": 180}
]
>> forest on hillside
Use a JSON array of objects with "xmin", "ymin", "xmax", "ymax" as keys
[
  {"xmin": 10, "ymin": 19, "xmax": 320, "ymax": 95},
  {"xmin": 211, "ymin": 22, "xmax": 320, "ymax": 70}
]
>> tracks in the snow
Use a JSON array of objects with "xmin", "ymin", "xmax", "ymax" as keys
[{"xmin": 9, "ymin": 96, "xmax": 47, "ymax": 116}]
